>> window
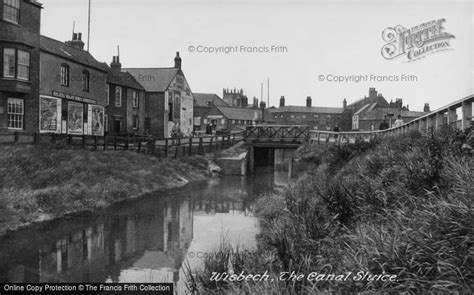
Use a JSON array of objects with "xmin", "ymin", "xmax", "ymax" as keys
[
  {"xmin": 206, "ymin": 101, "xmax": 213, "ymax": 106},
  {"xmin": 115, "ymin": 86, "xmax": 122, "ymax": 107},
  {"xmin": 3, "ymin": 48, "xmax": 15, "ymax": 78},
  {"xmin": 168, "ymin": 102, "xmax": 173, "ymax": 121},
  {"xmin": 221, "ymin": 119, "xmax": 225, "ymax": 125},
  {"xmin": 82, "ymin": 71, "xmax": 89, "ymax": 92},
  {"xmin": 3, "ymin": 0, "xmax": 20, "ymax": 24},
  {"xmin": 60, "ymin": 64, "xmax": 69, "ymax": 86},
  {"xmin": 17, "ymin": 50, "xmax": 29, "ymax": 80},
  {"xmin": 132, "ymin": 90, "xmax": 139, "ymax": 108},
  {"xmin": 232, "ymin": 120, "xmax": 236, "ymax": 124},
  {"xmin": 203, "ymin": 119, "xmax": 208, "ymax": 124},
  {"xmin": 132, "ymin": 115, "xmax": 139, "ymax": 129},
  {"xmin": 7, "ymin": 98, "xmax": 23, "ymax": 130}
]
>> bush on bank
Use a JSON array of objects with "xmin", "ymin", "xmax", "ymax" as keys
[{"xmin": 188, "ymin": 127, "xmax": 473, "ymax": 294}]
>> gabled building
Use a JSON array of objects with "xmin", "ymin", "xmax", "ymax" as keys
[
  {"xmin": 0, "ymin": 0, "xmax": 42, "ymax": 133},
  {"xmin": 106, "ymin": 56, "xmax": 146, "ymax": 135},
  {"xmin": 349, "ymin": 88, "xmax": 429, "ymax": 130},
  {"xmin": 193, "ymin": 93, "xmax": 229, "ymax": 131},
  {"xmin": 205, "ymin": 105, "xmax": 263, "ymax": 130},
  {"xmin": 125, "ymin": 52, "xmax": 194, "ymax": 137},
  {"xmin": 38, "ymin": 33, "xmax": 108, "ymax": 135},
  {"xmin": 268, "ymin": 96, "xmax": 344, "ymax": 130}
]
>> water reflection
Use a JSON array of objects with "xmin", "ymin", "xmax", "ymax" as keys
[{"xmin": 0, "ymin": 167, "xmax": 286, "ymax": 291}]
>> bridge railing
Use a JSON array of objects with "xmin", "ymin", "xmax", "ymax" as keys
[
  {"xmin": 379, "ymin": 94, "xmax": 473, "ymax": 136},
  {"xmin": 245, "ymin": 125, "xmax": 311, "ymax": 141}
]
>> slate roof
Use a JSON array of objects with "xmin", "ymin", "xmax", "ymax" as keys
[
  {"xmin": 215, "ymin": 106, "xmax": 261, "ymax": 121},
  {"xmin": 268, "ymin": 106, "xmax": 344, "ymax": 114},
  {"xmin": 107, "ymin": 68, "xmax": 144, "ymax": 91},
  {"xmin": 40, "ymin": 35, "xmax": 108, "ymax": 72},
  {"xmin": 194, "ymin": 93, "xmax": 229, "ymax": 107},
  {"xmin": 123, "ymin": 68, "xmax": 180, "ymax": 92}
]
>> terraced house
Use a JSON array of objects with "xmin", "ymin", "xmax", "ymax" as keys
[
  {"xmin": 39, "ymin": 33, "xmax": 108, "ymax": 136},
  {"xmin": 0, "ymin": 0, "xmax": 42, "ymax": 133},
  {"xmin": 106, "ymin": 56, "xmax": 145, "ymax": 135}
]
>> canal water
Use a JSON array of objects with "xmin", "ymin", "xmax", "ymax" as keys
[{"xmin": 0, "ymin": 167, "xmax": 288, "ymax": 293}]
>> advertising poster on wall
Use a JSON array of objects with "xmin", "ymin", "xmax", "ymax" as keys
[
  {"xmin": 68, "ymin": 102, "xmax": 84, "ymax": 135},
  {"xmin": 39, "ymin": 96, "xmax": 61, "ymax": 133},
  {"xmin": 88, "ymin": 105, "xmax": 105, "ymax": 136}
]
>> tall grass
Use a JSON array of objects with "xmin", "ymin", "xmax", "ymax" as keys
[
  {"xmin": 0, "ymin": 143, "xmax": 210, "ymax": 234},
  {"xmin": 189, "ymin": 127, "xmax": 474, "ymax": 293}
]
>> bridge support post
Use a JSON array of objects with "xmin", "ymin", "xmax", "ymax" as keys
[
  {"xmin": 435, "ymin": 112, "xmax": 444, "ymax": 130},
  {"xmin": 288, "ymin": 157, "xmax": 295, "ymax": 179},
  {"xmin": 462, "ymin": 100, "xmax": 472, "ymax": 131}
]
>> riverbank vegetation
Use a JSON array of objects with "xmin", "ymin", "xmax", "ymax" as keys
[
  {"xmin": 0, "ymin": 143, "xmax": 210, "ymax": 235},
  {"xmin": 187, "ymin": 127, "xmax": 473, "ymax": 293}
]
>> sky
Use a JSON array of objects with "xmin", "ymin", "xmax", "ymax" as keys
[{"xmin": 40, "ymin": 0, "xmax": 473, "ymax": 111}]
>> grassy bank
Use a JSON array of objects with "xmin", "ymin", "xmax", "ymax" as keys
[
  {"xmin": 0, "ymin": 143, "xmax": 211, "ymax": 235},
  {"xmin": 187, "ymin": 127, "xmax": 473, "ymax": 293}
]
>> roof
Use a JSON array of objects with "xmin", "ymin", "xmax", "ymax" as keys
[
  {"xmin": 40, "ymin": 35, "xmax": 108, "ymax": 72},
  {"xmin": 123, "ymin": 68, "xmax": 180, "ymax": 92},
  {"xmin": 354, "ymin": 103, "xmax": 377, "ymax": 115},
  {"xmin": 215, "ymin": 106, "xmax": 261, "ymax": 121},
  {"xmin": 106, "ymin": 68, "xmax": 144, "ymax": 90},
  {"xmin": 268, "ymin": 106, "xmax": 344, "ymax": 114},
  {"xmin": 194, "ymin": 93, "xmax": 229, "ymax": 107}
]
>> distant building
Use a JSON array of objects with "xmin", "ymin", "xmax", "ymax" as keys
[
  {"xmin": 222, "ymin": 88, "xmax": 248, "ymax": 108},
  {"xmin": 205, "ymin": 105, "xmax": 263, "ymax": 130},
  {"xmin": 193, "ymin": 93, "xmax": 229, "ymax": 131},
  {"xmin": 349, "ymin": 88, "xmax": 429, "ymax": 130},
  {"xmin": 39, "ymin": 33, "xmax": 108, "ymax": 136},
  {"xmin": 0, "ymin": 0, "xmax": 42, "ymax": 132},
  {"xmin": 268, "ymin": 96, "xmax": 344, "ymax": 130},
  {"xmin": 125, "ymin": 52, "xmax": 194, "ymax": 137},
  {"xmin": 106, "ymin": 56, "xmax": 146, "ymax": 135}
]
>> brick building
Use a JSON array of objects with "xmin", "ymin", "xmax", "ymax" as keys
[
  {"xmin": 38, "ymin": 33, "xmax": 108, "ymax": 135},
  {"xmin": 349, "ymin": 88, "xmax": 428, "ymax": 131},
  {"xmin": 0, "ymin": 0, "xmax": 42, "ymax": 133},
  {"xmin": 222, "ymin": 88, "xmax": 248, "ymax": 108},
  {"xmin": 106, "ymin": 56, "xmax": 145, "ymax": 135},
  {"xmin": 193, "ymin": 92, "xmax": 228, "ymax": 131},
  {"xmin": 125, "ymin": 52, "xmax": 194, "ymax": 137},
  {"xmin": 268, "ymin": 96, "xmax": 344, "ymax": 130}
]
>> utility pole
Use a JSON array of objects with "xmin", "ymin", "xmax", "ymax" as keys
[{"xmin": 87, "ymin": 0, "xmax": 91, "ymax": 52}]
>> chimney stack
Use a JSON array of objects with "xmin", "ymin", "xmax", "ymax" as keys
[
  {"xmin": 174, "ymin": 51, "xmax": 182, "ymax": 69},
  {"xmin": 280, "ymin": 96, "xmax": 285, "ymax": 108},
  {"xmin": 369, "ymin": 87, "xmax": 377, "ymax": 98},
  {"xmin": 111, "ymin": 56, "xmax": 121, "ymax": 70},
  {"xmin": 306, "ymin": 96, "xmax": 312, "ymax": 108},
  {"xmin": 424, "ymin": 103, "xmax": 430, "ymax": 112},
  {"xmin": 66, "ymin": 32, "xmax": 85, "ymax": 50}
]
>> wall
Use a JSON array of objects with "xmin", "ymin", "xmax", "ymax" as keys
[
  {"xmin": 165, "ymin": 73, "xmax": 194, "ymax": 137},
  {"xmin": 145, "ymin": 92, "xmax": 165, "ymax": 137}
]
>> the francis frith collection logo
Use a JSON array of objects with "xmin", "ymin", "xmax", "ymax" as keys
[{"xmin": 381, "ymin": 19, "xmax": 455, "ymax": 62}]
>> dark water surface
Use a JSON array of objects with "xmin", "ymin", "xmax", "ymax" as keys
[{"xmin": 0, "ymin": 167, "xmax": 288, "ymax": 292}]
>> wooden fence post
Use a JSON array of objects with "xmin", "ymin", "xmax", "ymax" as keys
[
  {"xmin": 94, "ymin": 136, "xmax": 98, "ymax": 150},
  {"xmin": 103, "ymin": 135, "xmax": 107, "ymax": 151},
  {"xmin": 209, "ymin": 137, "xmax": 213, "ymax": 153},
  {"xmin": 199, "ymin": 137, "xmax": 203, "ymax": 155},
  {"xmin": 125, "ymin": 134, "xmax": 129, "ymax": 150},
  {"xmin": 232, "ymin": 134, "xmax": 236, "ymax": 145},
  {"xmin": 114, "ymin": 136, "xmax": 117, "ymax": 150},
  {"xmin": 165, "ymin": 139, "xmax": 168, "ymax": 157}
]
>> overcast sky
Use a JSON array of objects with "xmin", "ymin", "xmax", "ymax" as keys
[{"xmin": 40, "ymin": 0, "xmax": 473, "ymax": 111}]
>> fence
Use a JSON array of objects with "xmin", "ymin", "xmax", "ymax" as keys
[
  {"xmin": 310, "ymin": 94, "xmax": 473, "ymax": 145},
  {"xmin": 0, "ymin": 131, "xmax": 245, "ymax": 158}
]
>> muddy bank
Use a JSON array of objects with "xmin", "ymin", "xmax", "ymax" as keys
[{"xmin": 0, "ymin": 144, "xmax": 216, "ymax": 236}]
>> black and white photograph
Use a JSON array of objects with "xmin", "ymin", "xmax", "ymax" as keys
[{"xmin": 0, "ymin": 0, "xmax": 473, "ymax": 294}]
